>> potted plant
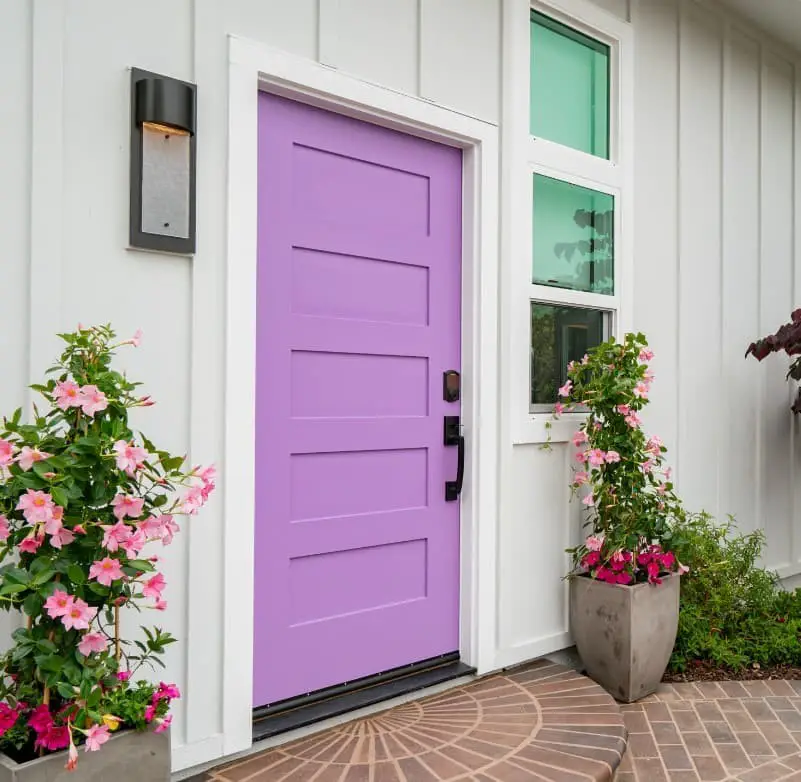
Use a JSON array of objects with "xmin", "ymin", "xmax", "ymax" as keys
[
  {"xmin": 554, "ymin": 333, "xmax": 687, "ymax": 702},
  {"xmin": 0, "ymin": 325, "xmax": 214, "ymax": 778},
  {"xmin": 746, "ymin": 308, "xmax": 801, "ymax": 412}
]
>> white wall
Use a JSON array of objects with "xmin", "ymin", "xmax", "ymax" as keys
[
  {"xmin": 495, "ymin": 0, "xmax": 801, "ymax": 674},
  {"xmin": 0, "ymin": 0, "xmax": 502, "ymax": 772}
]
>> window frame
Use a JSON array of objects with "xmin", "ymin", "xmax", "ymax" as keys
[{"xmin": 503, "ymin": 0, "xmax": 634, "ymax": 443}]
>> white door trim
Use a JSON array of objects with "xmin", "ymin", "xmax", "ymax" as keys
[{"xmin": 222, "ymin": 35, "xmax": 500, "ymax": 758}]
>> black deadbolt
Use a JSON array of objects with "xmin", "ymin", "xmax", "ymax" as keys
[{"xmin": 443, "ymin": 370, "xmax": 460, "ymax": 403}]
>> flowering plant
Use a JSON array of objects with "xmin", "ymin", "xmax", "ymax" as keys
[
  {"xmin": 555, "ymin": 333, "xmax": 687, "ymax": 585},
  {"xmin": 746, "ymin": 308, "xmax": 801, "ymax": 413},
  {"xmin": 0, "ymin": 326, "xmax": 214, "ymax": 770}
]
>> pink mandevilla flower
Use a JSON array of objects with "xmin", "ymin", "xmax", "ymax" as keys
[
  {"xmin": 45, "ymin": 589, "xmax": 73, "ymax": 619},
  {"xmin": 53, "ymin": 380, "xmax": 83, "ymax": 411},
  {"xmin": 89, "ymin": 558, "xmax": 124, "ymax": 587},
  {"xmin": 17, "ymin": 447, "xmax": 52, "ymax": 473},
  {"xmin": 581, "ymin": 494, "xmax": 595, "ymax": 506},
  {"xmin": 575, "ymin": 451, "xmax": 589, "ymax": 464},
  {"xmin": 586, "ymin": 535, "xmax": 603, "ymax": 552},
  {"xmin": 142, "ymin": 573, "xmax": 166, "ymax": 601},
  {"xmin": 113, "ymin": 440, "xmax": 149, "ymax": 476},
  {"xmin": 605, "ymin": 451, "xmax": 621, "ymax": 463},
  {"xmin": 0, "ymin": 516, "xmax": 9, "ymax": 542},
  {"xmin": 639, "ymin": 348, "xmax": 654, "ymax": 362},
  {"xmin": 49, "ymin": 527, "xmax": 75, "ymax": 549},
  {"xmin": 16, "ymin": 490, "xmax": 55, "ymax": 525},
  {"xmin": 616, "ymin": 404, "xmax": 631, "ymax": 416},
  {"xmin": 633, "ymin": 382, "xmax": 650, "ymax": 399},
  {"xmin": 557, "ymin": 380, "xmax": 572, "ymax": 397},
  {"xmin": 120, "ymin": 529, "xmax": 146, "ymax": 558},
  {"xmin": 62, "ymin": 598, "xmax": 92, "ymax": 631},
  {"xmin": 0, "ymin": 440, "xmax": 13, "ymax": 468},
  {"xmin": 572, "ymin": 430, "xmax": 588, "ymax": 447},
  {"xmin": 587, "ymin": 449, "xmax": 606, "ymax": 467},
  {"xmin": 553, "ymin": 402, "xmax": 564, "ymax": 417},
  {"xmin": 84, "ymin": 724, "xmax": 110, "ymax": 752},
  {"xmin": 78, "ymin": 633, "xmax": 107, "ymax": 656},
  {"xmin": 573, "ymin": 471, "xmax": 589, "ymax": 486},
  {"xmin": 111, "ymin": 494, "xmax": 145, "ymax": 520},
  {"xmin": 101, "ymin": 521, "xmax": 131, "ymax": 552},
  {"xmin": 625, "ymin": 412, "xmax": 642, "ymax": 429},
  {"xmin": 79, "ymin": 385, "xmax": 108, "ymax": 416},
  {"xmin": 19, "ymin": 535, "xmax": 42, "ymax": 554}
]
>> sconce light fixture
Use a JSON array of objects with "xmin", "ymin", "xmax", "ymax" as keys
[{"xmin": 130, "ymin": 68, "xmax": 197, "ymax": 254}]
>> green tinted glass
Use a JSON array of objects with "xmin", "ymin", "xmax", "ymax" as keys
[
  {"xmin": 530, "ymin": 303, "xmax": 608, "ymax": 405},
  {"xmin": 530, "ymin": 12, "xmax": 610, "ymax": 158},
  {"xmin": 532, "ymin": 174, "xmax": 614, "ymax": 295}
]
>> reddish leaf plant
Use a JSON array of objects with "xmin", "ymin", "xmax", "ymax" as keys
[{"xmin": 746, "ymin": 308, "xmax": 801, "ymax": 413}]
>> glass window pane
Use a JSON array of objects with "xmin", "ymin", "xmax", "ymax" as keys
[
  {"xmin": 530, "ymin": 303, "xmax": 608, "ymax": 406},
  {"xmin": 532, "ymin": 174, "xmax": 614, "ymax": 295},
  {"xmin": 530, "ymin": 11, "xmax": 610, "ymax": 158}
]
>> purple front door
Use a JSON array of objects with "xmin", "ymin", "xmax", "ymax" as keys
[{"xmin": 253, "ymin": 92, "xmax": 463, "ymax": 707}]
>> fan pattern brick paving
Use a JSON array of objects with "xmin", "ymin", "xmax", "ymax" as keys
[{"xmin": 192, "ymin": 661, "xmax": 626, "ymax": 782}]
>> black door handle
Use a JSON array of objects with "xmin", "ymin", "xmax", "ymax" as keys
[{"xmin": 444, "ymin": 416, "xmax": 464, "ymax": 502}]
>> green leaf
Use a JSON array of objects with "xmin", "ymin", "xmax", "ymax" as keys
[
  {"xmin": 0, "ymin": 583, "xmax": 28, "ymax": 596},
  {"xmin": 126, "ymin": 560, "xmax": 155, "ymax": 573},
  {"xmin": 23, "ymin": 593, "xmax": 43, "ymax": 617},
  {"xmin": 57, "ymin": 682, "xmax": 76, "ymax": 699},
  {"xmin": 50, "ymin": 486, "xmax": 69, "ymax": 508},
  {"xmin": 67, "ymin": 564, "xmax": 86, "ymax": 584},
  {"xmin": 152, "ymin": 494, "xmax": 168, "ymax": 508},
  {"xmin": 88, "ymin": 583, "xmax": 109, "ymax": 596},
  {"xmin": 30, "ymin": 568, "xmax": 55, "ymax": 587}
]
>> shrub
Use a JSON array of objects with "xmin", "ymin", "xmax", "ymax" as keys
[
  {"xmin": 669, "ymin": 513, "xmax": 801, "ymax": 671},
  {"xmin": 746, "ymin": 308, "xmax": 801, "ymax": 413}
]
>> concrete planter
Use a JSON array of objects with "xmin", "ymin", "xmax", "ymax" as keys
[
  {"xmin": 0, "ymin": 727, "xmax": 169, "ymax": 782},
  {"xmin": 570, "ymin": 572, "xmax": 680, "ymax": 703}
]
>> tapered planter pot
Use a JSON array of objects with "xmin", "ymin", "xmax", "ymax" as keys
[
  {"xmin": 570, "ymin": 573, "xmax": 680, "ymax": 703},
  {"xmin": 0, "ymin": 728, "xmax": 169, "ymax": 782}
]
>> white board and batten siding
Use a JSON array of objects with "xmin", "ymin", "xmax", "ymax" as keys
[{"xmin": 2, "ymin": 0, "xmax": 801, "ymax": 773}]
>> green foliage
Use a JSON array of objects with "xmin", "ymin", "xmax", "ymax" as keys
[{"xmin": 669, "ymin": 512, "xmax": 801, "ymax": 671}]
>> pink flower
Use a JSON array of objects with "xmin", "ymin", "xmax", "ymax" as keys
[
  {"xmin": 0, "ymin": 516, "xmax": 9, "ymax": 542},
  {"xmin": 62, "ymin": 598, "xmax": 92, "ymax": 631},
  {"xmin": 79, "ymin": 385, "xmax": 108, "ymax": 417},
  {"xmin": 45, "ymin": 589, "xmax": 74, "ymax": 621},
  {"xmin": 120, "ymin": 529, "xmax": 146, "ymax": 558},
  {"xmin": 581, "ymin": 354, "xmax": 589, "ymax": 365},
  {"xmin": 154, "ymin": 599, "xmax": 167, "ymax": 611},
  {"xmin": 123, "ymin": 329, "xmax": 143, "ymax": 348},
  {"xmin": 16, "ymin": 490, "xmax": 55, "ymax": 524},
  {"xmin": 43, "ymin": 505, "xmax": 64, "ymax": 536},
  {"xmin": 616, "ymin": 572, "xmax": 632, "ymax": 585},
  {"xmin": 678, "ymin": 561, "xmax": 690, "ymax": 575},
  {"xmin": 157, "ymin": 682, "xmax": 181, "ymax": 701},
  {"xmin": 616, "ymin": 405, "xmax": 631, "ymax": 416},
  {"xmin": 553, "ymin": 402, "xmax": 564, "ymax": 417},
  {"xmin": 605, "ymin": 451, "xmax": 621, "ymax": 463},
  {"xmin": 572, "ymin": 430, "xmax": 588, "ymax": 447},
  {"xmin": 181, "ymin": 485, "xmax": 207, "ymax": 515},
  {"xmin": 558, "ymin": 380, "xmax": 573, "ymax": 397},
  {"xmin": 0, "ymin": 440, "xmax": 14, "ymax": 468},
  {"xmin": 646, "ymin": 436, "xmax": 663, "ymax": 456},
  {"xmin": 633, "ymin": 382, "xmax": 649, "ymax": 399},
  {"xmin": 78, "ymin": 633, "xmax": 107, "ymax": 656},
  {"xmin": 116, "ymin": 671, "xmax": 131, "ymax": 682},
  {"xmin": 144, "ymin": 704, "xmax": 157, "ymax": 723},
  {"xmin": 664, "ymin": 467, "xmax": 673, "ymax": 482},
  {"xmin": 586, "ymin": 535, "xmax": 603, "ymax": 552},
  {"xmin": 101, "ymin": 521, "xmax": 131, "ymax": 552},
  {"xmin": 581, "ymin": 494, "xmax": 595, "ymax": 506},
  {"xmin": 587, "ymin": 449, "xmax": 606, "ymax": 467},
  {"xmin": 574, "ymin": 451, "xmax": 589, "ymax": 464},
  {"xmin": 582, "ymin": 551, "xmax": 601, "ymax": 568},
  {"xmin": 36, "ymin": 724, "xmax": 69, "ymax": 751},
  {"xmin": 143, "ymin": 573, "xmax": 166, "ymax": 600},
  {"xmin": 644, "ymin": 369, "xmax": 655, "ymax": 382},
  {"xmin": 567, "ymin": 360, "xmax": 576, "ymax": 371},
  {"xmin": 0, "ymin": 704, "xmax": 19, "ymax": 737},
  {"xmin": 154, "ymin": 715, "xmax": 172, "ymax": 734},
  {"xmin": 647, "ymin": 560, "xmax": 661, "ymax": 584},
  {"xmin": 573, "ymin": 471, "xmax": 589, "ymax": 486},
  {"xmin": 660, "ymin": 551, "xmax": 676, "ymax": 569},
  {"xmin": 111, "ymin": 494, "xmax": 144, "ymax": 520},
  {"xmin": 639, "ymin": 348, "xmax": 654, "ymax": 362},
  {"xmin": 84, "ymin": 724, "xmax": 110, "ymax": 752},
  {"xmin": 49, "ymin": 526, "xmax": 75, "ymax": 549},
  {"xmin": 197, "ymin": 464, "xmax": 216, "ymax": 485},
  {"xmin": 641, "ymin": 460, "xmax": 654, "ymax": 474},
  {"xmin": 17, "ymin": 447, "xmax": 52, "ymax": 472},
  {"xmin": 19, "ymin": 535, "xmax": 42, "ymax": 554},
  {"xmin": 66, "ymin": 738, "xmax": 78, "ymax": 771},
  {"xmin": 625, "ymin": 412, "xmax": 642, "ymax": 428},
  {"xmin": 28, "ymin": 705, "xmax": 52, "ymax": 734},
  {"xmin": 89, "ymin": 558, "xmax": 124, "ymax": 587},
  {"xmin": 53, "ymin": 380, "xmax": 83, "ymax": 411},
  {"xmin": 113, "ymin": 440, "xmax": 149, "ymax": 476}
]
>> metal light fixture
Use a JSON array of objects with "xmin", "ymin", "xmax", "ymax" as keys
[{"xmin": 130, "ymin": 68, "xmax": 197, "ymax": 254}]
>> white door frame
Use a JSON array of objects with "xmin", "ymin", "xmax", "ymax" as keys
[{"xmin": 222, "ymin": 35, "xmax": 501, "ymax": 757}]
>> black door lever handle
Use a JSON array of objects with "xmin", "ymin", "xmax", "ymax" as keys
[{"xmin": 444, "ymin": 416, "xmax": 464, "ymax": 502}]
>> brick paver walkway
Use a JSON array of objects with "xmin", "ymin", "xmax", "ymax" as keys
[
  {"xmin": 617, "ymin": 679, "xmax": 801, "ymax": 781},
  {"xmin": 194, "ymin": 661, "xmax": 626, "ymax": 781}
]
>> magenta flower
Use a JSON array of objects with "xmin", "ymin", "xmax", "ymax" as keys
[
  {"xmin": 28, "ymin": 705, "xmax": 52, "ymax": 735},
  {"xmin": 111, "ymin": 494, "xmax": 144, "ymax": 520},
  {"xmin": 605, "ymin": 451, "xmax": 621, "ymax": 463},
  {"xmin": 62, "ymin": 598, "xmax": 92, "ymax": 631},
  {"xmin": 154, "ymin": 715, "xmax": 172, "ymax": 734},
  {"xmin": 78, "ymin": 633, "xmax": 107, "ymax": 656},
  {"xmin": 79, "ymin": 385, "xmax": 108, "ymax": 417},
  {"xmin": 45, "ymin": 589, "xmax": 74, "ymax": 619},
  {"xmin": 0, "ymin": 440, "xmax": 13, "ymax": 468},
  {"xmin": 113, "ymin": 440, "xmax": 149, "ymax": 476},
  {"xmin": 35, "ymin": 724, "xmax": 70, "ymax": 752},
  {"xmin": 53, "ymin": 380, "xmax": 83, "ymax": 411},
  {"xmin": 157, "ymin": 682, "xmax": 181, "ymax": 700},
  {"xmin": 89, "ymin": 557, "xmax": 124, "ymax": 587},
  {"xmin": 0, "ymin": 704, "xmax": 19, "ymax": 737},
  {"xmin": 144, "ymin": 704, "xmax": 157, "ymax": 723},
  {"xmin": 117, "ymin": 671, "xmax": 131, "ymax": 682},
  {"xmin": 84, "ymin": 724, "xmax": 110, "ymax": 752}
]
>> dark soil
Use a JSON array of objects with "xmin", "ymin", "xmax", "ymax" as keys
[{"xmin": 663, "ymin": 660, "xmax": 801, "ymax": 682}]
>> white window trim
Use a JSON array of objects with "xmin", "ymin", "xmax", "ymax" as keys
[{"xmin": 502, "ymin": 0, "xmax": 634, "ymax": 445}]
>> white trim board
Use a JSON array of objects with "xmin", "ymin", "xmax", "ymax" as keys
[{"xmin": 222, "ymin": 36, "xmax": 501, "ymax": 759}]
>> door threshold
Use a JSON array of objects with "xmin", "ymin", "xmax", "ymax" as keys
[{"xmin": 252, "ymin": 654, "xmax": 475, "ymax": 742}]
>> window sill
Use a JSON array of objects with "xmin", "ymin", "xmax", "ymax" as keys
[{"xmin": 512, "ymin": 411, "xmax": 588, "ymax": 445}]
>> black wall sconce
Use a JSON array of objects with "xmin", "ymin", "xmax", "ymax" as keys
[{"xmin": 130, "ymin": 68, "xmax": 197, "ymax": 254}]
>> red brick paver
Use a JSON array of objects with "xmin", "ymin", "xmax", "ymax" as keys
[
  {"xmin": 193, "ymin": 661, "xmax": 626, "ymax": 781},
  {"xmin": 615, "ymin": 680, "xmax": 801, "ymax": 782}
]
